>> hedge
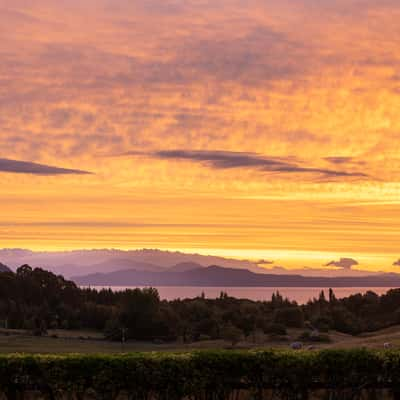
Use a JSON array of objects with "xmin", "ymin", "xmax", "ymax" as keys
[{"xmin": 1, "ymin": 350, "xmax": 400, "ymax": 399}]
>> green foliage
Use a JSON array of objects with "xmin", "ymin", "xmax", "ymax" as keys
[
  {"xmin": 119, "ymin": 288, "xmax": 163, "ymax": 340},
  {"xmin": 0, "ymin": 350, "xmax": 399, "ymax": 399},
  {"xmin": 297, "ymin": 330, "xmax": 332, "ymax": 343},
  {"xmin": 221, "ymin": 324, "xmax": 243, "ymax": 346},
  {"xmin": 264, "ymin": 322, "xmax": 287, "ymax": 336},
  {"xmin": 311, "ymin": 315, "xmax": 332, "ymax": 332},
  {"xmin": 273, "ymin": 306, "xmax": 304, "ymax": 328},
  {"xmin": 4, "ymin": 266, "xmax": 400, "ymax": 342},
  {"xmin": 103, "ymin": 319, "xmax": 123, "ymax": 341}
]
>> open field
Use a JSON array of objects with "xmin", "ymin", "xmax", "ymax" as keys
[{"xmin": 1, "ymin": 326, "xmax": 400, "ymax": 353}]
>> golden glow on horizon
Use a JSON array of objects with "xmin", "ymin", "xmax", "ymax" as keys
[{"xmin": 0, "ymin": 0, "xmax": 400, "ymax": 270}]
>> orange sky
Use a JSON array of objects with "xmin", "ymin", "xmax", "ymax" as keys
[{"xmin": 1, "ymin": 0, "xmax": 400, "ymax": 271}]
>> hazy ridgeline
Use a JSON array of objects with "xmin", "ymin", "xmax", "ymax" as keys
[{"xmin": 1, "ymin": 265, "xmax": 400, "ymax": 342}]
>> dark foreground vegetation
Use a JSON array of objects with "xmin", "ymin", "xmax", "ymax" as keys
[
  {"xmin": 1, "ymin": 350, "xmax": 400, "ymax": 399},
  {"xmin": 2, "ymin": 265, "xmax": 400, "ymax": 342}
]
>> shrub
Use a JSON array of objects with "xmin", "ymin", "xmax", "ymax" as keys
[
  {"xmin": 0, "ymin": 350, "xmax": 395, "ymax": 398},
  {"xmin": 0, "ymin": 350, "xmax": 398, "ymax": 399},
  {"xmin": 273, "ymin": 307, "xmax": 304, "ymax": 328},
  {"xmin": 311, "ymin": 316, "xmax": 332, "ymax": 332},
  {"xmin": 298, "ymin": 331, "xmax": 332, "ymax": 343},
  {"xmin": 264, "ymin": 323, "xmax": 287, "ymax": 336},
  {"xmin": 104, "ymin": 319, "xmax": 123, "ymax": 341},
  {"xmin": 221, "ymin": 324, "xmax": 243, "ymax": 347}
]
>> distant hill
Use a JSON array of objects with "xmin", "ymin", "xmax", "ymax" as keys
[
  {"xmin": 0, "ymin": 248, "xmax": 392, "ymax": 279},
  {"xmin": 167, "ymin": 262, "xmax": 204, "ymax": 272},
  {"xmin": 0, "ymin": 262, "xmax": 11, "ymax": 273},
  {"xmin": 49, "ymin": 258, "xmax": 165, "ymax": 278},
  {"xmin": 73, "ymin": 265, "xmax": 400, "ymax": 287},
  {"xmin": 0, "ymin": 248, "xmax": 265, "ymax": 278}
]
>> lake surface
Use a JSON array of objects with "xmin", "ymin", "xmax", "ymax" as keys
[{"xmin": 89, "ymin": 286, "xmax": 398, "ymax": 304}]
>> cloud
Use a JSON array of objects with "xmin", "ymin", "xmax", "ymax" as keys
[
  {"xmin": 131, "ymin": 150, "xmax": 368, "ymax": 179},
  {"xmin": 324, "ymin": 157, "xmax": 355, "ymax": 164},
  {"xmin": 324, "ymin": 157, "xmax": 366, "ymax": 167},
  {"xmin": 393, "ymin": 259, "xmax": 400, "ymax": 266},
  {"xmin": 256, "ymin": 259, "xmax": 274, "ymax": 265},
  {"xmin": 47, "ymin": 108, "xmax": 74, "ymax": 129},
  {"xmin": 325, "ymin": 258, "xmax": 359, "ymax": 270},
  {"xmin": 0, "ymin": 158, "xmax": 92, "ymax": 175}
]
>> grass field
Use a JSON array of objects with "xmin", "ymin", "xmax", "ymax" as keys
[{"xmin": 1, "ymin": 326, "xmax": 400, "ymax": 354}]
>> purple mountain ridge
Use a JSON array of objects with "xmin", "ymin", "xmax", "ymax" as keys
[
  {"xmin": 72, "ymin": 265, "xmax": 400, "ymax": 288},
  {"xmin": 0, "ymin": 248, "xmax": 390, "ymax": 279}
]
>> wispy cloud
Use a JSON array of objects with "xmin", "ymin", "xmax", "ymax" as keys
[
  {"xmin": 0, "ymin": 158, "xmax": 92, "ymax": 175},
  {"xmin": 324, "ymin": 157, "xmax": 366, "ymax": 167},
  {"xmin": 324, "ymin": 157, "xmax": 355, "ymax": 164},
  {"xmin": 128, "ymin": 150, "xmax": 368, "ymax": 179}
]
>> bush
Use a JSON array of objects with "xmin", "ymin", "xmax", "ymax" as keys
[
  {"xmin": 104, "ymin": 319, "xmax": 123, "ymax": 341},
  {"xmin": 264, "ymin": 323, "xmax": 287, "ymax": 336},
  {"xmin": 298, "ymin": 331, "xmax": 331, "ymax": 343},
  {"xmin": 311, "ymin": 316, "xmax": 332, "ymax": 332},
  {"xmin": 0, "ymin": 350, "xmax": 395, "ymax": 398},
  {"xmin": 221, "ymin": 324, "xmax": 243, "ymax": 347},
  {"xmin": 273, "ymin": 307, "xmax": 304, "ymax": 328}
]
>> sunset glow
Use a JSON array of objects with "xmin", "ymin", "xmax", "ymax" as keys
[{"xmin": 1, "ymin": 0, "xmax": 400, "ymax": 271}]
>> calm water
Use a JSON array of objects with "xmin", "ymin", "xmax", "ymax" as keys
[{"xmin": 89, "ymin": 286, "xmax": 398, "ymax": 304}]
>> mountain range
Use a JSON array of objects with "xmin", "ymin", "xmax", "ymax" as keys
[
  {"xmin": 73, "ymin": 265, "xmax": 400, "ymax": 288},
  {"xmin": 1, "ymin": 249, "xmax": 398, "ymax": 288},
  {"xmin": 0, "ymin": 248, "xmax": 389, "ymax": 278},
  {"xmin": 0, "ymin": 248, "xmax": 265, "ymax": 277}
]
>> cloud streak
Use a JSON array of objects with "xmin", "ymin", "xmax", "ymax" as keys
[
  {"xmin": 0, "ymin": 158, "xmax": 92, "ymax": 175},
  {"xmin": 324, "ymin": 157, "xmax": 354, "ymax": 164},
  {"xmin": 130, "ymin": 150, "xmax": 368, "ymax": 179}
]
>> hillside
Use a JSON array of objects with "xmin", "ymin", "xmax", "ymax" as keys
[{"xmin": 0, "ymin": 262, "xmax": 11, "ymax": 273}]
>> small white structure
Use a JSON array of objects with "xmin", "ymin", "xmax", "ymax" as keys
[{"xmin": 384, "ymin": 342, "xmax": 392, "ymax": 349}]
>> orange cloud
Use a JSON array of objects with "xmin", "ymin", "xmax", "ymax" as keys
[{"xmin": 0, "ymin": 0, "xmax": 400, "ymax": 269}]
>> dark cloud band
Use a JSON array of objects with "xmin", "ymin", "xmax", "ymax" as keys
[
  {"xmin": 0, "ymin": 158, "xmax": 92, "ymax": 175},
  {"xmin": 130, "ymin": 150, "xmax": 368, "ymax": 179}
]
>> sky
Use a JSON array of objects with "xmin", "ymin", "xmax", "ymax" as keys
[{"xmin": 0, "ymin": 0, "xmax": 400, "ymax": 272}]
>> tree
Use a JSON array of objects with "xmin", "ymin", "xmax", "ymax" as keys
[
  {"xmin": 119, "ymin": 288, "xmax": 161, "ymax": 340},
  {"xmin": 318, "ymin": 290, "xmax": 327, "ymax": 303},
  {"xmin": 329, "ymin": 288, "xmax": 337, "ymax": 303},
  {"xmin": 264, "ymin": 322, "xmax": 287, "ymax": 336},
  {"xmin": 273, "ymin": 307, "xmax": 304, "ymax": 328}
]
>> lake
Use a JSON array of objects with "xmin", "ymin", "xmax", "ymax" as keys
[{"xmin": 89, "ymin": 286, "xmax": 398, "ymax": 304}]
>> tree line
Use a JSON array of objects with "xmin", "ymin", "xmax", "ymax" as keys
[{"xmin": 1, "ymin": 265, "xmax": 400, "ymax": 342}]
